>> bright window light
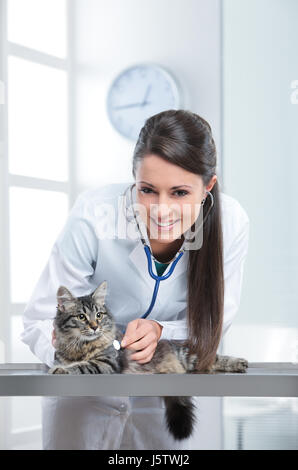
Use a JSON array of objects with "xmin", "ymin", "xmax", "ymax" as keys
[
  {"xmin": 8, "ymin": 56, "xmax": 68, "ymax": 181},
  {"xmin": 9, "ymin": 187, "xmax": 68, "ymax": 303},
  {"xmin": 7, "ymin": 0, "xmax": 67, "ymax": 58}
]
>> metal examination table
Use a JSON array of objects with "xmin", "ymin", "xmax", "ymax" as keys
[{"xmin": 0, "ymin": 363, "xmax": 298, "ymax": 397}]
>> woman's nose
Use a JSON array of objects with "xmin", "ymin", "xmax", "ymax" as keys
[
  {"xmin": 157, "ymin": 194, "xmax": 180, "ymax": 218},
  {"xmin": 154, "ymin": 200, "xmax": 172, "ymax": 219}
]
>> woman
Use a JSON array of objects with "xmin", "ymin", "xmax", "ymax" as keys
[{"xmin": 21, "ymin": 109, "xmax": 250, "ymax": 450}]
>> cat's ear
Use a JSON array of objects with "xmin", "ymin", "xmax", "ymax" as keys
[
  {"xmin": 92, "ymin": 280, "xmax": 107, "ymax": 306},
  {"xmin": 57, "ymin": 286, "xmax": 76, "ymax": 312}
]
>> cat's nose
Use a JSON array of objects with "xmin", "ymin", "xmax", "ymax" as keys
[{"xmin": 90, "ymin": 323, "xmax": 98, "ymax": 331}]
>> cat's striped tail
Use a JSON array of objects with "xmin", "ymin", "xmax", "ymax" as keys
[{"xmin": 163, "ymin": 396, "xmax": 197, "ymax": 440}]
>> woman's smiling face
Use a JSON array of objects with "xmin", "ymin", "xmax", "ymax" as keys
[{"xmin": 135, "ymin": 154, "xmax": 217, "ymax": 244}]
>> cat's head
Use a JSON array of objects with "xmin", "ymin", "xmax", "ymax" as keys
[{"xmin": 54, "ymin": 280, "xmax": 115, "ymax": 342}]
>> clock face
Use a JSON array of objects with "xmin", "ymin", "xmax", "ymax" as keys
[{"xmin": 106, "ymin": 64, "xmax": 181, "ymax": 141}]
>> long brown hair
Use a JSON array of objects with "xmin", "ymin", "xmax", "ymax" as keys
[{"xmin": 132, "ymin": 109, "xmax": 224, "ymax": 371}]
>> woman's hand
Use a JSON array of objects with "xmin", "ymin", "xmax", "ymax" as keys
[{"xmin": 121, "ymin": 319, "xmax": 163, "ymax": 364}]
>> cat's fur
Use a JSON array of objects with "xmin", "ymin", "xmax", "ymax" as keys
[{"xmin": 48, "ymin": 280, "xmax": 248, "ymax": 441}]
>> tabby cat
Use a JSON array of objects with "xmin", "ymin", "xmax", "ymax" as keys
[{"xmin": 48, "ymin": 280, "xmax": 248, "ymax": 441}]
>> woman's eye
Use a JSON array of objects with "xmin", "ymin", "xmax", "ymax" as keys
[
  {"xmin": 139, "ymin": 187, "xmax": 153, "ymax": 194},
  {"xmin": 78, "ymin": 314, "xmax": 86, "ymax": 320},
  {"xmin": 139, "ymin": 187, "xmax": 188, "ymax": 197},
  {"xmin": 173, "ymin": 190, "xmax": 188, "ymax": 197}
]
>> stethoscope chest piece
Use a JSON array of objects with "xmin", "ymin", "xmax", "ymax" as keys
[{"xmin": 113, "ymin": 339, "xmax": 121, "ymax": 350}]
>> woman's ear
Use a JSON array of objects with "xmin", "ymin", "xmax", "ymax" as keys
[
  {"xmin": 56, "ymin": 286, "xmax": 76, "ymax": 312},
  {"xmin": 206, "ymin": 175, "xmax": 217, "ymax": 192}
]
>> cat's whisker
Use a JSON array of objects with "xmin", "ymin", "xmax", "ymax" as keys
[
  {"xmin": 100, "ymin": 329, "xmax": 113, "ymax": 345},
  {"xmin": 60, "ymin": 336, "xmax": 80, "ymax": 354}
]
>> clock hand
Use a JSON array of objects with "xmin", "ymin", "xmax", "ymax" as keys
[
  {"xmin": 112, "ymin": 101, "xmax": 151, "ymax": 110},
  {"xmin": 141, "ymin": 84, "xmax": 152, "ymax": 107}
]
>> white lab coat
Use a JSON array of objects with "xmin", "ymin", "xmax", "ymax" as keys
[{"xmin": 21, "ymin": 182, "xmax": 250, "ymax": 450}]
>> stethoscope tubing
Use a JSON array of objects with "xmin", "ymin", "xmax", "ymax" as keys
[{"xmin": 141, "ymin": 245, "xmax": 184, "ymax": 319}]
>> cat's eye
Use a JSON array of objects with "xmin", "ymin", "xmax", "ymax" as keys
[
  {"xmin": 96, "ymin": 312, "xmax": 102, "ymax": 318},
  {"xmin": 78, "ymin": 314, "xmax": 86, "ymax": 320}
]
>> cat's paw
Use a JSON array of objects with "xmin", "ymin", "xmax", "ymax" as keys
[
  {"xmin": 48, "ymin": 366, "xmax": 70, "ymax": 374},
  {"xmin": 229, "ymin": 357, "xmax": 249, "ymax": 373},
  {"xmin": 211, "ymin": 355, "xmax": 249, "ymax": 373}
]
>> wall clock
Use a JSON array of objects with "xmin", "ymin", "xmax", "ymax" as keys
[{"xmin": 106, "ymin": 63, "xmax": 182, "ymax": 141}]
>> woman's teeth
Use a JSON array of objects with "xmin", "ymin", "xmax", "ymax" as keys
[
  {"xmin": 152, "ymin": 219, "xmax": 179, "ymax": 230},
  {"xmin": 158, "ymin": 221, "xmax": 172, "ymax": 226}
]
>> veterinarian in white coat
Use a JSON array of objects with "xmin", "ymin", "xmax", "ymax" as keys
[{"xmin": 21, "ymin": 111, "xmax": 250, "ymax": 450}]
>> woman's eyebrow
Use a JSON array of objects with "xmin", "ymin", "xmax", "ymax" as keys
[{"xmin": 137, "ymin": 180, "xmax": 192, "ymax": 189}]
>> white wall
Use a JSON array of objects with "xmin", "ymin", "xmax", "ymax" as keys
[
  {"xmin": 73, "ymin": 0, "xmax": 222, "ymax": 193},
  {"xmin": 222, "ymin": 0, "xmax": 298, "ymax": 355},
  {"xmin": 222, "ymin": 1, "xmax": 298, "ymax": 448}
]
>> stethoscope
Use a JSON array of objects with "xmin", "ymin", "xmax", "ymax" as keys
[{"xmin": 123, "ymin": 183, "xmax": 214, "ymax": 319}]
